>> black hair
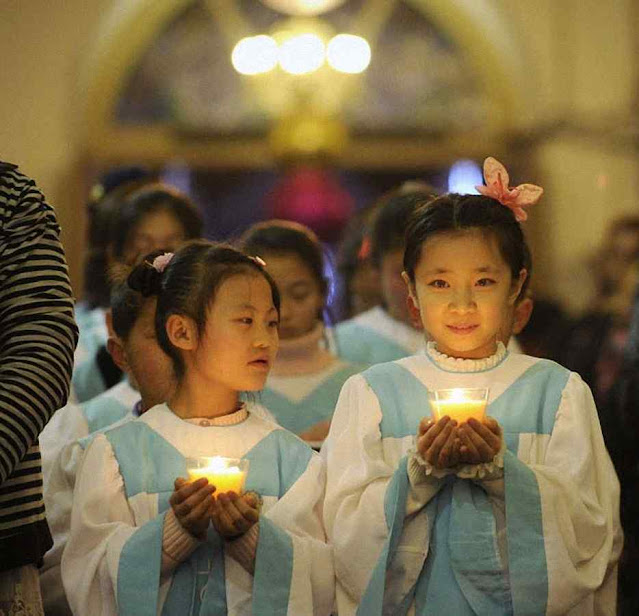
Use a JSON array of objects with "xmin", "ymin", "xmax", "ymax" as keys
[
  {"xmin": 108, "ymin": 254, "xmax": 164, "ymax": 341},
  {"xmin": 127, "ymin": 240, "xmax": 280, "ymax": 380},
  {"xmin": 83, "ymin": 172, "xmax": 154, "ymax": 309},
  {"xmin": 111, "ymin": 183, "xmax": 203, "ymax": 261},
  {"xmin": 403, "ymin": 193, "xmax": 530, "ymax": 290},
  {"xmin": 109, "ymin": 281, "xmax": 146, "ymax": 341},
  {"xmin": 240, "ymin": 220, "xmax": 328, "ymax": 297},
  {"xmin": 371, "ymin": 190, "xmax": 438, "ymax": 268}
]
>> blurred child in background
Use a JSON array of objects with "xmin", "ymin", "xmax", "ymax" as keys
[
  {"xmin": 241, "ymin": 220, "xmax": 364, "ymax": 448},
  {"xmin": 73, "ymin": 182, "xmax": 203, "ymax": 402}
]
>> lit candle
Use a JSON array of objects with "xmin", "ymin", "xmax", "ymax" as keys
[
  {"xmin": 429, "ymin": 387, "xmax": 489, "ymax": 423},
  {"xmin": 186, "ymin": 456, "xmax": 249, "ymax": 494}
]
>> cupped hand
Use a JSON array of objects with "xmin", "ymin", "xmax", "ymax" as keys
[
  {"xmin": 170, "ymin": 477, "xmax": 216, "ymax": 539},
  {"xmin": 417, "ymin": 416, "xmax": 461, "ymax": 469},
  {"xmin": 458, "ymin": 417, "xmax": 502, "ymax": 464},
  {"xmin": 211, "ymin": 491, "xmax": 260, "ymax": 539}
]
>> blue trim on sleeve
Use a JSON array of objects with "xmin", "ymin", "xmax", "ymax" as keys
[
  {"xmin": 358, "ymin": 457, "xmax": 411, "ymax": 615},
  {"xmin": 252, "ymin": 516, "xmax": 294, "ymax": 615},
  {"xmin": 503, "ymin": 450, "xmax": 548, "ymax": 615},
  {"xmin": 117, "ymin": 512, "xmax": 165, "ymax": 616}
]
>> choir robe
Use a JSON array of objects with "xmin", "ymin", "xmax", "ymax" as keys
[
  {"xmin": 260, "ymin": 360, "xmax": 363, "ymax": 445},
  {"xmin": 322, "ymin": 346, "xmax": 622, "ymax": 616},
  {"xmin": 334, "ymin": 306, "xmax": 424, "ymax": 365},
  {"xmin": 40, "ymin": 381, "xmax": 140, "ymax": 616},
  {"xmin": 61, "ymin": 403, "xmax": 334, "ymax": 616},
  {"xmin": 41, "ymin": 379, "xmax": 139, "ymax": 480}
]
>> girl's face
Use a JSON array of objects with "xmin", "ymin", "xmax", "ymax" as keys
[
  {"xmin": 124, "ymin": 208, "xmax": 187, "ymax": 263},
  {"xmin": 193, "ymin": 273, "xmax": 279, "ymax": 392},
  {"xmin": 405, "ymin": 229, "xmax": 525, "ymax": 359},
  {"xmin": 262, "ymin": 253, "xmax": 324, "ymax": 340}
]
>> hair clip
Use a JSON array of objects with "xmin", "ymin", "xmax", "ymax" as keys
[
  {"xmin": 475, "ymin": 157, "xmax": 543, "ymax": 222},
  {"xmin": 150, "ymin": 252, "xmax": 174, "ymax": 273},
  {"xmin": 250, "ymin": 255, "xmax": 266, "ymax": 267}
]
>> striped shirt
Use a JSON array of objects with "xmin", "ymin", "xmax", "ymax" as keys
[{"xmin": 0, "ymin": 162, "xmax": 78, "ymax": 570}]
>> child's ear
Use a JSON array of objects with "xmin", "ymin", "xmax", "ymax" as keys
[
  {"xmin": 513, "ymin": 297, "xmax": 534, "ymax": 335},
  {"xmin": 508, "ymin": 269, "xmax": 528, "ymax": 305},
  {"xmin": 105, "ymin": 308, "xmax": 115, "ymax": 339},
  {"xmin": 401, "ymin": 271, "xmax": 419, "ymax": 306},
  {"xmin": 107, "ymin": 336, "xmax": 130, "ymax": 373},
  {"xmin": 166, "ymin": 314, "xmax": 198, "ymax": 351}
]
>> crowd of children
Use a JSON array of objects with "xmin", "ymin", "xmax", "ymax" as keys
[{"xmin": 35, "ymin": 157, "xmax": 624, "ymax": 615}]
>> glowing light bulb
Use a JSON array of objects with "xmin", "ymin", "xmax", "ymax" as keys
[
  {"xmin": 278, "ymin": 33, "xmax": 325, "ymax": 74},
  {"xmin": 326, "ymin": 34, "xmax": 371, "ymax": 74},
  {"xmin": 231, "ymin": 35, "xmax": 278, "ymax": 75}
]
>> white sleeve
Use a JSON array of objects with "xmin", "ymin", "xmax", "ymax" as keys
[
  {"xmin": 322, "ymin": 375, "xmax": 441, "ymax": 611},
  {"xmin": 40, "ymin": 404, "xmax": 88, "ymax": 486},
  {"xmin": 530, "ymin": 373, "xmax": 622, "ymax": 615},
  {"xmin": 42, "ymin": 441, "xmax": 85, "ymax": 573},
  {"xmin": 256, "ymin": 452, "xmax": 335, "ymax": 616},
  {"xmin": 60, "ymin": 434, "xmax": 137, "ymax": 616}
]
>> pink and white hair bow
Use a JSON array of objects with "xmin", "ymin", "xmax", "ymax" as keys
[
  {"xmin": 151, "ymin": 252, "xmax": 174, "ymax": 273},
  {"xmin": 475, "ymin": 157, "xmax": 543, "ymax": 222}
]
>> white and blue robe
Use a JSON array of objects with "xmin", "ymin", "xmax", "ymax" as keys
[
  {"xmin": 41, "ymin": 379, "xmax": 139, "ymax": 479},
  {"xmin": 260, "ymin": 360, "xmax": 363, "ymax": 445},
  {"xmin": 40, "ymin": 381, "xmax": 141, "ymax": 616},
  {"xmin": 334, "ymin": 306, "xmax": 424, "ymax": 365},
  {"xmin": 61, "ymin": 403, "xmax": 334, "ymax": 616},
  {"xmin": 322, "ymin": 344, "xmax": 621, "ymax": 615},
  {"xmin": 72, "ymin": 304, "xmax": 113, "ymax": 402}
]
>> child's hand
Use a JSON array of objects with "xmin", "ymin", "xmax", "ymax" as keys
[
  {"xmin": 458, "ymin": 417, "xmax": 502, "ymax": 465},
  {"xmin": 417, "ymin": 416, "xmax": 460, "ymax": 469},
  {"xmin": 169, "ymin": 477, "xmax": 216, "ymax": 540},
  {"xmin": 211, "ymin": 492, "xmax": 260, "ymax": 539}
]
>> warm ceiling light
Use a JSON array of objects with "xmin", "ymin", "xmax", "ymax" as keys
[
  {"xmin": 278, "ymin": 33, "xmax": 325, "ymax": 75},
  {"xmin": 260, "ymin": 0, "xmax": 346, "ymax": 17},
  {"xmin": 231, "ymin": 35, "xmax": 278, "ymax": 75},
  {"xmin": 326, "ymin": 34, "xmax": 371, "ymax": 74}
]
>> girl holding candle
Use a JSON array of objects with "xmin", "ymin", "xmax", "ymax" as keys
[
  {"xmin": 322, "ymin": 158, "xmax": 622, "ymax": 615},
  {"xmin": 240, "ymin": 220, "xmax": 364, "ymax": 447},
  {"xmin": 62, "ymin": 241, "xmax": 334, "ymax": 616}
]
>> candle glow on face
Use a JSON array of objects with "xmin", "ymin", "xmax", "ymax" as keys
[
  {"xmin": 186, "ymin": 456, "xmax": 248, "ymax": 494},
  {"xmin": 429, "ymin": 387, "xmax": 488, "ymax": 423}
]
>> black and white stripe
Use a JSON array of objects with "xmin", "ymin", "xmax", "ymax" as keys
[{"xmin": 0, "ymin": 162, "xmax": 77, "ymax": 569}]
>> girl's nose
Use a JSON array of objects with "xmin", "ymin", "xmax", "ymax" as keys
[
  {"xmin": 449, "ymin": 287, "xmax": 476, "ymax": 312},
  {"xmin": 253, "ymin": 322, "xmax": 274, "ymax": 348}
]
